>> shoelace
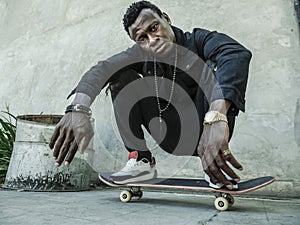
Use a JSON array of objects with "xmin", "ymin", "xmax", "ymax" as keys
[
  {"xmin": 121, "ymin": 158, "xmax": 148, "ymax": 171},
  {"xmin": 121, "ymin": 159, "xmax": 137, "ymax": 171}
]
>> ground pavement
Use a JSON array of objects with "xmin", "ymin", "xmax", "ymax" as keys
[{"xmin": 0, "ymin": 186, "xmax": 299, "ymax": 225}]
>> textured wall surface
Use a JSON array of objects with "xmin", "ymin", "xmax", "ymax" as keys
[{"xmin": 1, "ymin": 0, "xmax": 299, "ymax": 197}]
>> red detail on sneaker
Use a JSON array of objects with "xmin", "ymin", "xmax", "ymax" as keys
[
  {"xmin": 150, "ymin": 157, "xmax": 156, "ymax": 168},
  {"xmin": 128, "ymin": 151, "xmax": 138, "ymax": 160}
]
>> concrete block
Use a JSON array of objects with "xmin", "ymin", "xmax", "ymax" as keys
[{"xmin": 4, "ymin": 115, "xmax": 95, "ymax": 191}]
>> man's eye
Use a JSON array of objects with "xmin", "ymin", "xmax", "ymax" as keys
[
  {"xmin": 151, "ymin": 24, "xmax": 158, "ymax": 32},
  {"xmin": 138, "ymin": 37, "xmax": 145, "ymax": 43}
]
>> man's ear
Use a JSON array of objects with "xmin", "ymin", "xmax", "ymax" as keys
[{"xmin": 162, "ymin": 12, "xmax": 171, "ymax": 24}]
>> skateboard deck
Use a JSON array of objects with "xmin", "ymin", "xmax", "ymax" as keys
[{"xmin": 99, "ymin": 173, "xmax": 275, "ymax": 211}]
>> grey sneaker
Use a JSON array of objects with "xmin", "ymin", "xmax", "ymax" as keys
[{"xmin": 110, "ymin": 151, "xmax": 157, "ymax": 184}]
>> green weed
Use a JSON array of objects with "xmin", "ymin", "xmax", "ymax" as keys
[{"xmin": 0, "ymin": 106, "xmax": 16, "ymax": 180}]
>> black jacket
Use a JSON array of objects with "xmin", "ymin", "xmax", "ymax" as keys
[{"xmin": 73, "ymin": 26, "xmax": 252, "ymax": 113}]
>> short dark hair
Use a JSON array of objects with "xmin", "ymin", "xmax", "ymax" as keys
[{"xmin": 123, "ymin": 1, "xmax": 163, "ymax": 36}]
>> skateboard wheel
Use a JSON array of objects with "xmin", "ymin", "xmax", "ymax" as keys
[
  {"xmin": 120, "ymin": 190, "xmax": 132, "ymax": 203},
  {"xmin": 214, "ymin": 197, "xmax": 229, "ymax": 211}
]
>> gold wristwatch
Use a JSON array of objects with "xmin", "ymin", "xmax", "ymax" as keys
[{"xmin": 203, "ymin": 111, "xmax": 228, "ymax": 125}]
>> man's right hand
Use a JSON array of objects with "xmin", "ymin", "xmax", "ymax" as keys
[{"xmin": 49, "ymin": 112, "xmax": 94, "ymax": 166}]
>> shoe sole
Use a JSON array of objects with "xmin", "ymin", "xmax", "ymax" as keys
[{"xmin": 111, "ymin": 170, "xmax": 158, "ymax": 184}]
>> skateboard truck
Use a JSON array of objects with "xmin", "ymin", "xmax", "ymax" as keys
[
  {"xmin": 214, "ymin": 192, "xmax": 235, "ymax": 211},
  {"xmin": 120, "ymin": 187, "xmax": 143, "ymax": 203}
]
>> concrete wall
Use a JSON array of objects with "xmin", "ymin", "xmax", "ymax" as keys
[{"xmin": 1, "ymin": 0, "xmax": 299, "ymax": 197}]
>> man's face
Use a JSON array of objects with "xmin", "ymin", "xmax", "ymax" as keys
[{"xmin": 128, "ymin": 9, "xmax": 175, "ymax": 56}]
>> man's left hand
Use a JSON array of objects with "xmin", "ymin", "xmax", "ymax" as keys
[
  {"xmin": 197, "ymin": 99, "xmax": 243, "ymax": 189},
  {"xmin": 198, "ymin": 121, "xmax": 243, "ymax": 189}
]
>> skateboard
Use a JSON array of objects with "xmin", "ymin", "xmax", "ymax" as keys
[{"xmin": 99, "ymin": 173, "xmax": 275, "ymax": 211}]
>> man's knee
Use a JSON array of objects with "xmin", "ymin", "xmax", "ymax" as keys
[{"xmin": 109, "ymin": 69, "xmax": 141, "ymax": 100}]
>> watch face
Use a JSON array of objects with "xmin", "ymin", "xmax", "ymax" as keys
[{"xmin": 205, "ymin": 111, "xmax": 216, "ymax": 122}]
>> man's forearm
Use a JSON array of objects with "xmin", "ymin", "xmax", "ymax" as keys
[
  {"xmin": 208, "ymin": 99, "xmax": 231, "ymax": 115},
  {"xmin": 72, "ymin": 93, "xmax": 92, "ymax": 107}
]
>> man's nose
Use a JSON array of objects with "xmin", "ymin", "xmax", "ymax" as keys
[{"xmin": 148, "ymin": 34, "xmax": 159, "ymax": 47}]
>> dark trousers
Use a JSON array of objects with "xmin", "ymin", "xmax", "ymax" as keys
[{"xmin": 109, "ymin": 69, "xmax": 236, "ymax": 158}]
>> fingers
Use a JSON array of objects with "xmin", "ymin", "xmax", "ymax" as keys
[
  {"xmin": 52, "ymin": 130, "xmax": 93, "ymax": 166},
  {"xmin": 201, "ymin": 149, "xmax": 243, "ymax": 190},
  {"xmin": 209, "ymin": 155, "xmax": 237, "ymax": 189},
  {"xmin": 53, "ymin": 126, "xmax": 77, "ymax": 166},
  {"xmin": 215, "ymin": 154, "xmax": 240, "ymax": 187},
  {"xmin": 52, "ymin": 131, "xmax": 66, "ymax": 160},
  {"xmin": 200, "ymin": 147, "xmax": 225, "ymax": 188},
  {"xmin": 79, "ymin": 131, "xmax": 94, "ymax": 154},
  {"xmin": 201, "ymin": 155, "xmax": 231, "ymax": 189},
  {"xmin": 55, "ymin": 141, "xmax": 71, "ymax": 166},
  {"xmin": 206, "ymin": 168, "xmax": 235, "ymax": 190},
  {"xmin": 49, "ymin": 126, "xmax": 60, "ymax": 149},
  {"xmin": 223, "ymin": 153, "xmax": 243, "ymax": 171},
  {"xmin": 55, "ymin": 130, "xmax": 74, "ymax": 166},
  {"xmin": 204, "ymin": 165, "xmax": 221, "ymax": 187},
  {"xmin": 50, "ymin": 113, "xmax": 95, "ymax": 167},
  {"xmin": 65, "ymin": 129, "xmax": 93, "ymax": 165},
  {"xmin": 65, "ymin": 141, "xmax": 78, "ymax": 166}
]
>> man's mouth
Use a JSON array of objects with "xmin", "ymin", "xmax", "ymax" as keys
[{"xmin": 154, "ymin": 43, "xmax": 166, "ymax": 54}]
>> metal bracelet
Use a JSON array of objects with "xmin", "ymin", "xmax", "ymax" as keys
[{"xmin": 65, "ymin": 104, "xmax": 92, "ymax": 117}]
